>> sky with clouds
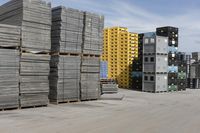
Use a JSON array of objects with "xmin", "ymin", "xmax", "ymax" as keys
[{"xmin": 0, "ymin": 0, "xmax": 200, "ymax": 53}]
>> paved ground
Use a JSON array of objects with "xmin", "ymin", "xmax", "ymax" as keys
[{"xmin": 0, "ymin": 89, "xmax": 200, "ymax": 133}]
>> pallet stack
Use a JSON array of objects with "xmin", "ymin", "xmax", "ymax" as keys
[
  {"xmin": 50, "ymin": 6, "xmax": 83, "ymax": 103},
  {"xmin": 83, "ymin": 12, "xmax": 104, "ymax": 55},
  {"xmin": 0, "ymin": 0, "xmax": 51, "ymax": 107},
  {"xmin": 189, "ymin": 53, "xmax": 200, "ymax": 89},
  {"xmin": 81, "ymin": 11, "xmax": 104, "ymax": 100},
  {"xmin": 0, "ymin": 24, "xmax": 20, "ymax": 109},
  {"xmin": 132, "ymin": 33, "xmax": 143, "ymax": 91},
  {"xmin": 156, "ymin": 26, "xmax": 181, "ymax": 91},
  {"xmin": 81, "ymin": 56, "xmax": 101, "ymax": 100},
  {"xmin": 51, "ymin": 6, "xmax": 84, "ymax": 53},
  {"xmin": 101, "ymin": 27, "xmax": 138, "ymax": 89},
  {"xmin": 49, "ymin": 55, "xmax": 81, "ymax": 103},
  {"xmin": 50, "ymin": 6, "xmax": 104, "ymax": 102},
  {"xmin": 177, "ymin": 52, "xmax": 187, "ymax": 91},
  {"xmin": 142, "ymin": 32, "xmax": 168, "ymax": 92}
]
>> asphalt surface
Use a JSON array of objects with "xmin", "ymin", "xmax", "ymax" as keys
[{"xmin": 0, "ymin": 89, "xmax": 200, "ymax": 133}]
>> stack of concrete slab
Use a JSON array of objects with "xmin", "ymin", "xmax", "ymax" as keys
[
  {"xmin": 51, "ymin": 6, "xmax": 104, "ymax": 102},
  {"xmin": 0, "ymin": 0, "xmax": 51, "ymax": 52},
  {"xmin": 49, "ymin": 55, "xmax": 80, "ymax": 103},
  {"xmin": 83, "ymin": 12, "xmax": 104, "ymax": 55},
  {"xmin": 20, "ymin": 53, "xmax": 50, "ymax": 107},
  {"xmin": 51, "ymin": 6, "xmax": 84, "ymax": 54},
  {"xmin": 0, "ymin": 49, "xmax": 19, "ymax": 109},
  {"xmin": 0, "ymin": 0, "xmax": 51, "ymax": 108},
  {"xmin": 0, "ymin": 24, "xmax": 20, "ymax": 109},
  {"xmin": 81, "ymin": 56, "xmax": 100, "ymax": 100},
  {"xmin": 0, "ymin": 24, "xmax": 21, "ymax": 48}
]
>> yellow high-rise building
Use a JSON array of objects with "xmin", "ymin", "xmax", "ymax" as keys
[{"xmin": 101, "ymin": 26, "xmax": 138, "ymax": 89}]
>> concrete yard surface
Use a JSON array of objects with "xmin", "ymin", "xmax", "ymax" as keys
[{"xmin": 1, "ymin": 89, "xmax": 200, "ymax": 133}]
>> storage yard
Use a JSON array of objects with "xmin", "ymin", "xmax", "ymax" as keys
[
  {"xmin": 0, "ymin": 0, "xmax": 200, "ymax": 132},
  {"xmin": 0, "ymin": 89, "xmax": 200, "ymax": 133}
]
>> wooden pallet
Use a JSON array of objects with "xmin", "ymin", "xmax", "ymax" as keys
[
  {"xmin": 82, "ymin": 54, "xmax": 100, "ymax": 57},
  {"xmin": 50, "ymin": 99, "xmax": 80, "ymax": 105},
  {"xmin": 0, "ymin": 107, "xmax": 19, "ymax": 111},
  {"xmin": 50, "ymin": 52, "xmax": 81, "ymax": 56},
  {"xmin": 81, "ymin": 98, "xmax": 98, "ymax": 102},
  {"xmin": 20, "ymin": 104, "xmax": 48, "ymax": 109}
]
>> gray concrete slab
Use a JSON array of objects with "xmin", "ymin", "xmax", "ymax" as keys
[{"xmin": 0, "ymin": 89, "xmax": 200, "ymax": 133}]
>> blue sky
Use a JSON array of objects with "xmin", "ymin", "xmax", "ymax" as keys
[{"xmin": 1, "ymin": 0, "xmax": 200, "ymax": 53}]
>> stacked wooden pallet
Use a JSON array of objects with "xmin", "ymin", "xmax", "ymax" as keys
[
  {"xmin": 49, "ymin": 55, "xmax": 80, "ymax": 103},
  {"xmin": 0, "ymin": 24, "xmax": 20, "ymax": 109},
  {"xmin": 0, "ymin": 0, "xmax": 51, "ymax": 108}
]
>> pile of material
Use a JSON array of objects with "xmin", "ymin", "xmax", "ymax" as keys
[
  {"xmin": 81, "ymin": 56, "xmax": 100, "ymax": 100},
  {"xmin": 0, "ymin": 0, "xmax": 51, "ymax": 52},
  {"xmin": 20, "ymin": 53, "xmax": 50, "ymax": 107},
  {"xmin": 51, "ymin": 6, "xmax": 84, "ymax": 53},
  {"xmin": 101, "ymin": 79, "xmax": 118, "ymax": 94},
  {"xmin": 49, "ymin": 55, "xmax": 81, "ymax": 103},
  {"xmin": 0, "ymin": 0, "xmax": 51, "ymax": 107},
  {"xmin": 51, "ymin": 6, "xmax": 104, "ymax": 102},
  {"xmin": 83, "ymin": 12, "xmax": 104, "ymax": 55},
  {"xmin": 0, "ymin": 24, "xmax": 20, "ymax": 109}
]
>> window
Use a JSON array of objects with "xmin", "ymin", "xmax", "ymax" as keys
[
  {"xmin": 145, "ymin": 57, "xmax": 148, "ymax": 62},
  {"xmin": 150, "ymin": 76, "xmax": 154, "ymax": 81},
  {"xmin": 144, "ymin": 76, "xmax": 148, "ymax": 81},
  {"xmin": 150, "ymin": 57, "xmax": 154, "ymax": 62}
]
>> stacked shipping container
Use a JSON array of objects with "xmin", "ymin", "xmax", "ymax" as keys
[{"xmin": 132, "ymin": 34, "xmax": 143, "ymax": 91}]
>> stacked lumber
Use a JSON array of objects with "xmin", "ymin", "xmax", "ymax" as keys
[
  {"xmin": 49, "ymin": 55, "xmax": 80, "ymax": 103},
  {"xmin": 0, "ymin": 24, "xmax": 20, "ymax": 109}
]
